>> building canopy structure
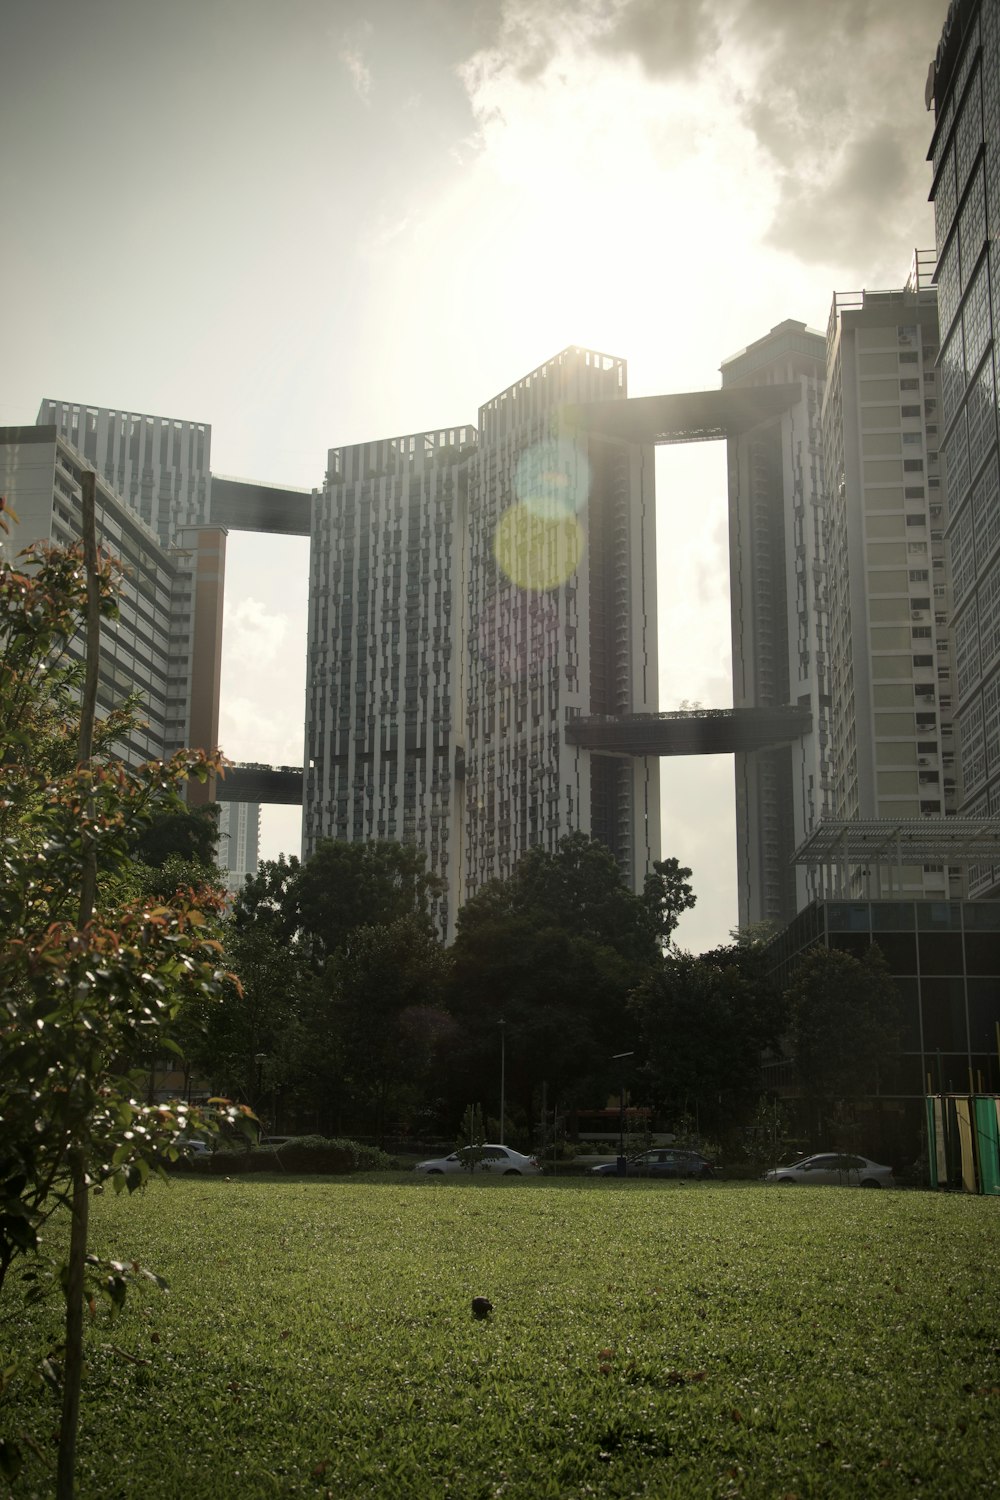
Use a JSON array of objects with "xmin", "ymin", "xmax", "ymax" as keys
[{"xmin": 794, "ymin": 819, "xmax": 1000, "ymax": 898}]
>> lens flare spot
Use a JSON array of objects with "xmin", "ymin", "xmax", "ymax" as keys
[
  {"xmin": 514, "ymin": 439, "xmax": 590, "ymax": 520},
  {"xmin": 493, "ymin": 503, "xmax": 584, "ymax": 593}
]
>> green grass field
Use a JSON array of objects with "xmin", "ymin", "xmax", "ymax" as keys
[{"xmin": 3, "ymin": 1177, "xmax": 999, "ymax": 1498}]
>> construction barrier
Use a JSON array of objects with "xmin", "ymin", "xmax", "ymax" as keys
[{"xmin": 925, "ymin": 1094, "xmax": 1000, "ymax": 1194}]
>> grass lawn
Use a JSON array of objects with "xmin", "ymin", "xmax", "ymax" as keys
[{"xmin": 2, "ymin": 1176, "xmax": 999, "ymax": 1498}]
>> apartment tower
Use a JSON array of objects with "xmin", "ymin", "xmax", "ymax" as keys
[
  {"xmin": 304, "ymin": 348, "xmax": 661, "ymax": 936},
  {"xmin": 723, "ymin": 321, "xmax": 829, "ymax": 928}
]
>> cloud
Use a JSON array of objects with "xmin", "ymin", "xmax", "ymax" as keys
[
  {"xmin": 764, "ymin": 124, "xmax": 914, "ymax": 265},
  {"xmin": 224, "ymin": 596, "xmax": 289, "ymax": 670},
  {"xmin": 592, "ymin": 0, "xmax": 722, "ymax": 78},
  {"xmin": 338, "ymin": 21, "xmax": 373, "ymax": 102},
  {"xmin": 458, "ymin": 0, "xmax": 943, "ymax": 268}
]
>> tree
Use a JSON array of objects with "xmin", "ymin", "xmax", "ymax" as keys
[
  {"xmin": 329, "ymin": 916, "xmax": 455, "ymax": 1143},
  {"xmin": 641, "ymin": 857, "xmax": 697, "ymax": 951},
  {"xmin": 785, "ymin": 943, "xmax": 904, "ymax": 1138},
  {"xmin": 628, "ymin": 940, "xmax": 787, "ymax": 1137},
  {"xmin": 0, "ymin": 531, "xmax": 253, "ymax": 1491},
  {"xmin": 190, "ymin": 856, "xmax": 313, "ymax": 1123},
  {"xmin": 456, "ymin": 831, "xmax": 667, "ymax": 968},
  {"xmin": 446, "ymin": 835, "xmax": 667, "ymax": 1128},
  {"xmin": 288, "ymin": 838, "xmax": 445, "ymax": 961},
  {"xmin": 129, "ymin": 800, "xmax": 220, "ymax": 869}
]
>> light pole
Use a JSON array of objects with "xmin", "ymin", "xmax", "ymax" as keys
[
  {"xmin": 613, "ymin": 1051, "xmax": 635, "ymax": 1177},
  {"xmin": 498, "ymin": 1019, "xmax": 506, "ymax": 1145}
]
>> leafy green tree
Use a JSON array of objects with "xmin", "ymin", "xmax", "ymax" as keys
[
  {"xmin": 290, "ymin": 838, "xmax": 445, "ymax": 961},
  {"xmin": 0, "ymin": 531, "xmax": 253, "ymax": 1491},
  {"xmin": 129, "ymin": 801, "xmax": 220, "ymax": 869},
  {"xmin": 462, "ymin": 831, "xmax": 668, "ymax": 966},
  {"xmin": 447, "ymin": 835, "xmax": 669, "ymax": 1127},
  {"xmin": 628, "ymin": 941, "xmax": 787, "ymax": 1136},
  {"xmin": 328, "ymin": 916, "xmax": 455, "ymax": 1143},
  {"xmin": 786, "ymin": 943, "xmax": 904, "ymax": 1136},
  {"xmin": 188, "ymin": 856, "xmax": 313, "ymax": 1124},
  {"xmin": 641, "ymin": 857, "xmax": 697, "ymax": 951}
]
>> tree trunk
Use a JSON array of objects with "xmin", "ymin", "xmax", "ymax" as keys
[
  {"xmin": 56, "ymin": 1153, "xmax": 89, "ymax": 1498},
  {"xmin": 57, "ymin": 472, "xmax": 101, "ymax": 1498}
]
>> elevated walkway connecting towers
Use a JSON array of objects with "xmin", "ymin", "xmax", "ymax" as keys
[{"xmin": 565, "ymin": 706, "xmax": 812, "ymax": 757}]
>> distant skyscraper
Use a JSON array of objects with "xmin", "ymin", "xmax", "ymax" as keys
[
  {"xmin": 926, "ymin": 0, "xmax": 1000, "ymax": 896},
  {"xmin": 217, "ymin": 800, "xmax": 261, "ymax": 897},
  {"xmin": 304, "ymin": 348, "xmax": 661, "ymax": 937}
]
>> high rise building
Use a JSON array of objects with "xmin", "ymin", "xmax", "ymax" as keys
[
  {"xmin": 926, "ymin": 0, "xmax": 1000, "ymax": 896},
  {"xmin": 35, "ymin": 400, "xmax": 227, "ymax": 810},
  {"xmin": 725, "ymin": 260, "xmax": 955, "ymax": 929},
  {"xmin": 217, "ymin": 799, "xmax": 262, "ymax": 898},
  {"xmin": 723, "ymin": 320, "xmax": 829, "ymax": 928},
  {"xmin": 465, "ymin": 349, "xmax": 660, "ymax": 903},
  {"xmin": 304, "ymin": 348, "xmax": 661, "ymax": 937},
  {"xmin": 305, "ymin": 424, "xmax": 477, "ymax": 938},
  {"xmin": 0, "ymin": 423, "xmax": 224, "ymax": 776},
  {"xmin": 37, "ymin": 399, "xmax": 211, "ymax": 548},
  {"xmin": 822, "ymin": 261, "xmax": 958, "ymax": 880}
]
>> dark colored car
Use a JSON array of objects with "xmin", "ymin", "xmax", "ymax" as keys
[{"xmin": 590, "ymin": 1148, "xmax": 715, "ymax": 1179}]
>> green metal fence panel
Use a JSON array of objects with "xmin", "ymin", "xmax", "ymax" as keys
[{"xmin": 973, "ymin": 1097, "xmax": 1000, "ymax": 1196}]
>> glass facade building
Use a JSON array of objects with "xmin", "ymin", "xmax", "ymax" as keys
[
  {"xmin": 927, "ymin": 0, "xmax": 1000, "ymax": 895},
  {"xmin": 765, "ymin": 897, "xmax": 1000, "ymax": 1155}
]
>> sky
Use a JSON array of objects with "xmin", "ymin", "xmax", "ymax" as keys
[{"xmin": 1, "ymin": 0, "xmax": 948, "ymax": 952}]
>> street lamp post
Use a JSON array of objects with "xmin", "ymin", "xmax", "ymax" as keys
[
  {"xmin": 613, "ymin": 1051, "xmax": 635, "ymax": 1177},
  {"xmin": 498, "ymin": 1020, "xmax": 506, "ymax": 1145}
]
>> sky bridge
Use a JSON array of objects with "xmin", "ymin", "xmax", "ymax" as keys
[{"xmin": 565, "ymin": 706, "xmax": 812, "ymax": 756}]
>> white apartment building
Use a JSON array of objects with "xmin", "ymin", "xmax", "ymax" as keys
[
  {"xmin": 37, "ymin": 399, "xmax": 211, "ymax": 548},
  {"xmin": 217, "ymin": 799, "xmax": 262, "ymax": 897},
  {"xmin": 305, "ymin": 424, "xmax": 476, "ymax": 938},
  {"xmin": 0, "ymin": 423, "xmax": 223, "ymax": 773},
  {"xmin": 723, "ymin": 264, "xmax": 955, "ymax": 928},
  {"xmin": 304, "ymin": 348, "xmax": 661, "ymax": 937},
  {"xmin": 464, "ymin": 348, "xmax": 660, "ymax": 901},
  {"xmin": 822, "ymin": 262, "xmax": 959, "ymax": 899}
]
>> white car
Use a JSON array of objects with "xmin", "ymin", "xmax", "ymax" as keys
[
  {"xmin": 763, "ymin": 1152, "xmax": 894, "ymax": 1188},
  {"xmin": 415, "ymin": 1144, "xmax": 541, "ymax": 1176}
]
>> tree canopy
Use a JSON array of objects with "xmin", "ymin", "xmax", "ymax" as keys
[{"xmin": 283, "ymin": 839, "xmax": 445, "ymax": 960}]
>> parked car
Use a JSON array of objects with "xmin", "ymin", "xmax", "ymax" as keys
[
  {"xmin": 763, "ymin": 1152, "xmax": 894, "ymax": 1188},
  {"xmin": 415, "ymin": 1144, "xmax": 541, "ymax": 1176},
  {"xmin": 590, "ymin": 1148, "xmax": 715, "ymax": 1179},
  {"xmin": 177, "ymin": 1138, "xmax": 211, "ymax": 1157}
]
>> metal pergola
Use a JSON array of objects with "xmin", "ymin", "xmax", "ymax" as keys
[{"xmin": 793, "ymin": 819, "xmax": 1000, "ymax": 898}]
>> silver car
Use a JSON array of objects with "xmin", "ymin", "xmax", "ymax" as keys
[
  {"xmin": 415, "ymin": 1144, "xmax": 541, "ymax": 1176},
  {"xmin": 763, "ymin": 1152, "xmax": 894, "ymax": 1188}
]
